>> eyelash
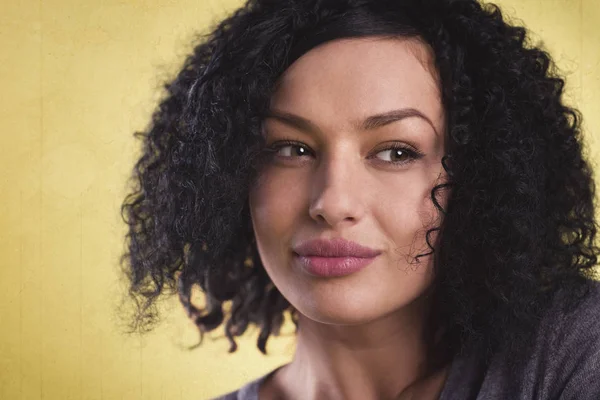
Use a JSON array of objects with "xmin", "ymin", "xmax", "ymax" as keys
[{"xmin": 265, "ymin": 139, "xmax": 425, "ymax": 167}]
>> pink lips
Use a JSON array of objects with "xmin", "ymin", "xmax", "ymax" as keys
[{"xmin": 292, "ymin": 237, "xmax": 382, "ymax": 277}]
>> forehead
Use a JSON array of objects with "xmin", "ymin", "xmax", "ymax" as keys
[{"xmin": 269, "ymin": 37, "xmax": 443, "ymax": 133}]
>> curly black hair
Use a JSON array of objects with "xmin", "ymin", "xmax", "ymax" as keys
[{"xmin": 120, "ymin": 0, "xmax": 599, "ymax": 372}]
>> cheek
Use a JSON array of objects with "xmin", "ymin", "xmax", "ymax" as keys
[
  {"xmin": 248, "ymin": 169, "xmax": 307, "ymax": 258},
  {"xmin": 376, "ymin": 174, "xmax": 445, "ymax": 261},
  {"xmin": 412, "ymin": 175, "xmax": 449, "ymax": 256}
]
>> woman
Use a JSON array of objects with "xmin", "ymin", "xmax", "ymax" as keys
[{"xmin": 120, "ymin": 0, "xmax": 600, "ymax": 399}]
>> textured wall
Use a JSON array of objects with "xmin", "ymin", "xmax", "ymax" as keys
[{"xmin": 0, "ymin": 0, "xmax": 598, "ymax": 398}]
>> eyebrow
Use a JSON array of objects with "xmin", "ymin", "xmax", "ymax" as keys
[{"xmin": 264, "ymin": 107, "xmax": 439, "ymax": 136}]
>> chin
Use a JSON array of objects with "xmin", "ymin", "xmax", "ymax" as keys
[
  {"xmin": 292, "ymin": 293, "xmax": 397, "ymax": 326},
  {"xmin": 300, "ymin": 311, "xmax": 381, "ymax": 327},
  {"xmin": 285, "ymin": 281, "xmax": 432, "ymax": 328}
]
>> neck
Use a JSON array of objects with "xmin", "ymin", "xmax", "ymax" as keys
[{"xmin": 272, "ymin": 294, "xmax": 449, "ymax": 400}]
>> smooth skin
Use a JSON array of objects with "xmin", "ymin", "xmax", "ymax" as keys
[{"xmin": 248, "ymin": 37, "xmax": 450, "ymax": 400}]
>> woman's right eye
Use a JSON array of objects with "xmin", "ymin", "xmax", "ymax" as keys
[{"xmin": 269, "ymin": 141, "xmax": 313, "ymax": 159}]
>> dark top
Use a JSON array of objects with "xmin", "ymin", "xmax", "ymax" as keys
[{"xmin": 210, "ymin": 280, "xmax": 600, "ymax": 400}]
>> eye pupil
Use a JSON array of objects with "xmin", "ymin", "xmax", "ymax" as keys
[
  {"xmin": 391, "ymin": 149, "xmax": 404, "ymax": 160},
  {"xmin": 295, "ymin": 146, "xmax": 306, "ymax": 156}
]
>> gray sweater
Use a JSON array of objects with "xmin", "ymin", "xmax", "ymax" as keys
[{"xmin": 211, "ymin": 280, "xmax": 600, "ymax": 400}]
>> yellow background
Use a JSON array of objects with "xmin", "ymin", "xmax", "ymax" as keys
[{"xmin": 1, "ymin": 0, "xmax": 599, "ymax": 399}]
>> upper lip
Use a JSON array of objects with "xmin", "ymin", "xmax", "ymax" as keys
[{"xmin": 293, "ymin": 237, "xmax": 382, "ymax": 258}]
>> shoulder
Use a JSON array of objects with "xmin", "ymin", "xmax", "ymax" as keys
[
  {"xmin": 208, "ymin": 366, "xmax": 283, "ymax": 400},
  {"xmin": 488, "ymin": 278, "xmax": 600, "ymax": 399},
  {"xmin": 209, "ymin": 380, "xmax": 260, "ymax": 400},
  {"xmin": 540, "ymin": 278, "xmax": 600, "ymax": 399},
  {"xmin": 208, "ymin": 378, "xmax": 260, "ymax": 400},
  {"xmin": 447, "ymin": 279, "xmax": 600, "ymax": 400}
]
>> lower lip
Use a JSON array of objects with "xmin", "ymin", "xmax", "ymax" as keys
[{"xmin": 294, "ymin": 254, "xmax": 378, "ymax": 277}]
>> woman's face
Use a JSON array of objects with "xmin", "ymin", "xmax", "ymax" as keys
[{"xmin": 249, "ymin": 37, "xmax": 447, "ymax": 325}]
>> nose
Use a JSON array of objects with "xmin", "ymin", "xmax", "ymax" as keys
[{"xmin": 308, "ymin": 152, "xmax": 366, "ymax": 228}]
